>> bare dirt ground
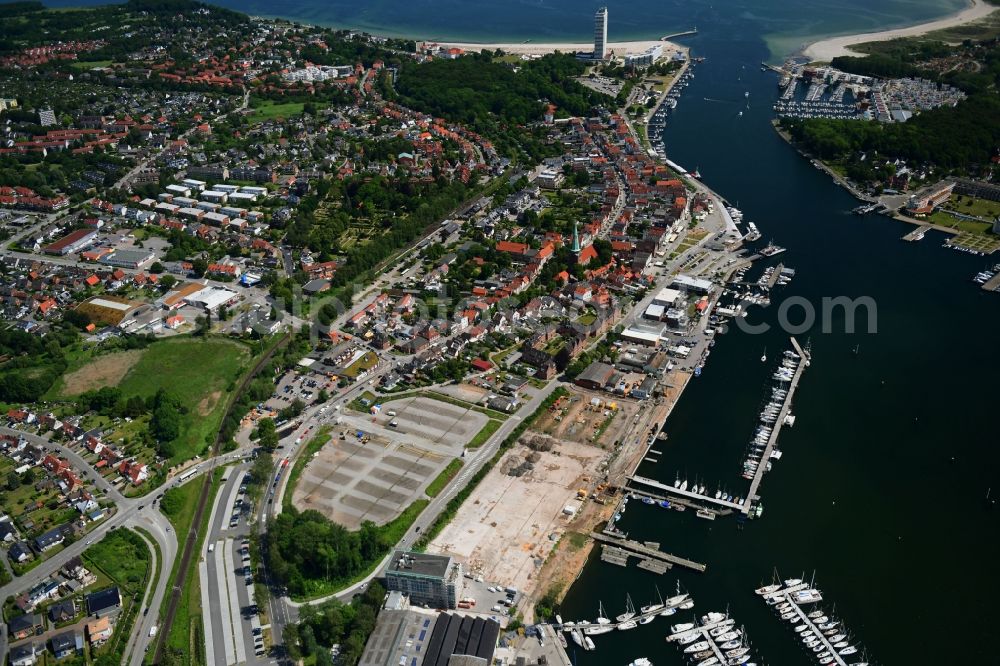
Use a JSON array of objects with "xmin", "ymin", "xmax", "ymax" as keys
[
  {"xmin": 532, "ymin": 387, "xmax": 639, "ymax": 449},
  {"xmin": 427, "ymin": 433, "xmax": 609, "ymax": 621},
  {"xmin": 60, "ymin": 349, "xmax": 145, "ymax": 395}
]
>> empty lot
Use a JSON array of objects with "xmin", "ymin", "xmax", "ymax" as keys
[{"xmin": 427, "ymin": 437, "xmax": 607, "ymax": 606}]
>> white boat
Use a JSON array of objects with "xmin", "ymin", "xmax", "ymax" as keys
[
  {"xmin": 671, "ymin": 622, "xmax": 695, "ymax": 634},
  {"xmin": 726, "ymin": 647, "xmax": 750, "ymax": 658},
  {"xmin": 839, "ymin": 647, "xmax": 858, "ymax": 656},
  {"xmin": 638, "ymin": 615, "xmax": 655, "ymax": 625},
  {"xmin": 784, "ymin": 577, "xmax": 803, "ymax": 586},
  {"xmin": 696, "ymin": 658, "xmax": 720, "ymax": 666},
  {"xmin": 641, "ymin": 587, "xmax": 665, "ymax": 614},
  {"xmin": 677, "ymin": 632, "xmax": 701, "ymax": 645},
  {"xmin": 627, "ymin": 659, "xmax": 652, "ymax": 666},
  {"xmin": 679, "ymin": 600, "xmax": 695, "ymax": 610},
  {"xmin": 659, "ymin": 607, "xmax": 677, "ymax": 617},
  {"xmin": 755, "ymin": 583, "xmax": 781, "ymax": 595},
  {"xmin": 571, "ymin": 629, "xmax": 584, "ymax": 647},
  {"xmin": 685, "ymin": 641, "xmax": 711, "ymax": 653},
  {"xmin": 617, "ymin": 620, "xmax": 637, "ymax": 631},
  {"xmin": 708, "ymin": 619, "xmax": 736, "ymax": 635},
  {"xmin": 555, "ymin": 614, "xmax": 563, "ymax": 625},
  {"xmin": 719, "ymin": 639, "xmax": 741, "ymax": 649},
  {"xmin": 702, "ymin": 612, "xmax": 727, "ymax": 623},
  {"xmin": 829, "ymin": 634, "xmax": 846, "ymax": 643},
  {"xmin": 584, "ymin": 636, "xmax": 596, "ymax": 650},
  {"xmin": 584, "ymin": 624, "xmax": 614, "ymax": 635},
  {"xmin": 807, "ymin": 610, "xmax": 824, "ymax": 619},
  {"xmin": 616, "ymin": 594, "xmax": 636, "ymax": 623}
]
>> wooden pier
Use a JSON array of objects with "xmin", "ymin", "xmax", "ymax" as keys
[
  {"xmin": 744, "ymin": 337, "xmax": 809, "ymax": 513},
  {"xmin": 590, "ymin": 532, "xmax": 707, "ymax": 573},
  {"xmin": 982, "ymin": 272, "xmax": 1000, "ymax": 292},
  {"xmin": 766, "ymin": 262, "xmax": 785, "ymax": 288}
]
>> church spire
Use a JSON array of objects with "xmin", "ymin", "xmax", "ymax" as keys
[{"xmin": 571, "ymin": 221, "xmax": 581, "ymax": 254}]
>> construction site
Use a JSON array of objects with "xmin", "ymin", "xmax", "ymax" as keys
[{"xmin": 426, "ymin": 379, "xmax": 692, "ymax": 622}]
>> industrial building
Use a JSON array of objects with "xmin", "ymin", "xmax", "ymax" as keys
[
  {"xmin": 43, "ymin": 229, "xmax": 97, "ymax": 256},
  {"xmin": 384, "ymin": 551, "xmax": 460, "ymax": 610}
]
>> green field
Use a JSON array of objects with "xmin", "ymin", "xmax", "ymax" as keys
[
  {"xmin": 69, "ymin": 59, "xmax": 113, "ymax": 70},
  {"xmin": 247, "ymin": 100, "xmax": 306, "ymax": 124},
  {"xmin": 116, "ymin": 338, "xmax": 248, "ymax": 463}
]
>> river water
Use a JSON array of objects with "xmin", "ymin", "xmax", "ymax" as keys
[{"xmin": 556, "ymin": 9, "xmax": 1000, "ymax": 666}]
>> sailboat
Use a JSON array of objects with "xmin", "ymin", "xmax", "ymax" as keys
[
  {"xmin": 641, "ymin": 586, "xmax": 665, "ymax": 614},
  {"xmin": 616, "ymin": 594, "xmax": 636, "ymax": 622},
  {"xmin": 853, "ymin": 344, "xmax": 860, "ymax": 355},
  {"xmin": 584, "ymin": 601, "xmax": 614, "ymax": 635},
  {"xmin": 761, "ymin": 347, "xmax": 767, "ymax": 363}
]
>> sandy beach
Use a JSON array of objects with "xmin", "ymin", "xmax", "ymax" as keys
[
  {"xmin": 802, "ymin": 0, "xmax": 996, "ymax": 61},
  {"xmin": 435, "ymin": 39, "xmax": 676, "ymax": 57}
]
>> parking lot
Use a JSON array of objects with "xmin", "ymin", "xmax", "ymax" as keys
[{"xmin": 290, "ymin": 396, "xmax": 487, "ymax": 528}]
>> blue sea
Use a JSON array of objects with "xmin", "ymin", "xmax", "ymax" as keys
[{"xmin": 40, "ymin": 0, "xmax": 970, "ymax": 59}]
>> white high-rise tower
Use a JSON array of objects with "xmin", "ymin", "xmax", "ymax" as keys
[{"xmin": 594, "ymin": 7, "xmax": 608, "ymax": 60}]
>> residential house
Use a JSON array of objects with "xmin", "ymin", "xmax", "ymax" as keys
[
  {"xmin": 85, "ymin": 586, "xmax": 121, "ymax": 618},
  {"xmin": 50, "ymin": 631, "xmax": 84, "ymax": 659},
  {"xmin": 9, "ymin": 643, "xmax": 37, "ymax": 666},
  {"xmin": 8, "ymin": 613, "xmax": 44, "ymax": 640},
  {"xmin": 48, "ymin": 599, "xmax": 76, "ymax": 624},
  {"xmin": 85, "ymin": 616, "xmax": 112, "ymax": 645},
  {"xmin": 33, "ymin": 526, "xmax": 65, "ymax": 552}
]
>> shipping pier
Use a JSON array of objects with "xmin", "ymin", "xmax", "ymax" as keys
[{"xmin": 743, "ymin": 337, "xmax": 809, "ymax": 513}]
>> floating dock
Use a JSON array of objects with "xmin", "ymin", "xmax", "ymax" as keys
[
  {"xmin": 902, "ymin": 225, "xmax": 929, "ymax": 241},
  {"xmin": 982, "ymin": 272, "xmax": 1000, "ymax": 292},
  {"xmin": 759, "ymin": 581, "xmax": 864, "ymax": 666},
  {"xmin": 744, "ymin": 337, "xmax": 809, "ymax": 512},
  {"xmin": 629, "ymin": 476, "xmax": 744, "ymax": 512},
  {"xmin": 590, "ymin": 532, "xmax": 707, "ymax": 573}
]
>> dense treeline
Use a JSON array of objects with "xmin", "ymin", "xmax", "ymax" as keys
[
  {"xmin": 394, "ymin": 51, "xmax": 609, "ymax": 160},
  {"xmin": 0, "ymin": 326, "xmax": 79, "ymax": 402},
  {"xmin": 264, "ymin": 508, "xmax": 395, "ymax": 596},
  {"xmin": 283, "ymin": 582, "xmax": 385, "ymax": 666},
  {"xmin": 782, "ymin": 94, "xmax": 1000, "ymax": 168},
  {"xmin": 397, "ymin": 52, "xmax": 604, "ymax": 125}
]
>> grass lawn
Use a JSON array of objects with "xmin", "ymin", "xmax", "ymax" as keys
[
  {"xmin": 69, "ymin": 59, "xmax": 113, "ymax": 70},
  {"xmin": 425, "ymin": 458, "xmax": 463, "ymax": 498},
  {"xmin": 116, "ymin": 337, "xmax": 249, "ymax": 464},
  {"xmin": 467, "ymin": 419, "xmax": 502, "ymax": 449},
  {"xmin": 342, "ymin": 351, "xmax": 379, "ymax": 379},
  {"xmin": 159, "ymin": 468, "xmax": 226, "ymax": 660},
  {"xmin": 82, "ymin": 528, "xmax": 152, "ymax": 663},
  {"xmin": 247, "ymin": 100, "xmax": 306, "ymax": 124}
]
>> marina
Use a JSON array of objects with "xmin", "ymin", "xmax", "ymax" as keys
[
  {"xmin": 666, "ymin": 611, "xmax": 761, "ymax": 666},
  {"xmin": 591, "ymin": 531, "xmax": 708, "ymax": 573},
  {"xmin": 757, "ymin": 578, "xmax": 869, "ymax": 666},
  {"xmin": 742, "ymin": 338, "xmax": 809, "ymax": 513},
  {"xmin": 560, "ymin": 585, "xmax": 696, "ymax": 651}
]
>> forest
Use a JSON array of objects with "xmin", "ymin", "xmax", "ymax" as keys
[
  {"xmin": 282, "ymin": 582, "xmax": 386, "ymax": 666},
  {"xmin": 393, "ymin": 52, "xmax": 610, "ymax": 160},
  {"xmin": 263, "ymin": 508, "xmax": 400, "ymax": 597}
]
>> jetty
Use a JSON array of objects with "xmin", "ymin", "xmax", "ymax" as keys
[
  {"xmin": 629, "ymin": 475, "xmax": 743, "ymax": 512},
  {"xmin": 982, "ymin": 272, "xmax": 1000, "ymax": 292},
  {"xmin": 760, "ymin": 582, "xmax": 859, "ymax": 666},
  {"xmin": 662, "ymin": 28, "xmax": 698, "ymax": 40},
  {"xmin": 591, "ymin": 531, "xmax": 707, "ymax": 573},
  {"xmin": 744, "ymin": 337, "xmax": 809, "ymax": 512},
  {"xmin": 902, "ymin": 225, "xmax": 929, "ymax": 241}
]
